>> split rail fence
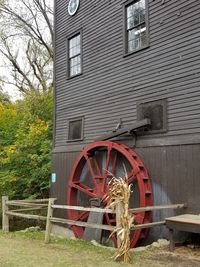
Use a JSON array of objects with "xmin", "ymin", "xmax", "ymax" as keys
[{"xmin": 2, "ymin": 196, "xmax": 186, "ymax": 244}]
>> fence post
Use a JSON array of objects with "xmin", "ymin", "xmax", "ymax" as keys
[
  {"xmin": 115, "ymin": 202, "xmax": 124, "ymax": 248},
  {"xmin": 45, "ymin": 198, "xmax": 55, "ymax": 243},
  {"xmin": 2, "ymin": 196, "xmax": 9, "ymax": 232}
]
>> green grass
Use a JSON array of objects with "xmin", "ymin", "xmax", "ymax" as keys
[
  {"xmin": 0, "ymin": 231, "xmax": 200, "ymax": 267},
  {"xmin": 0, "ymin": 230, "xmax": 153, "ymax": 257},
  {"xmin": 0, "ymin": 231, "xmax": 154, "ymax": 267},
  {"xmin": 0, "ymin": 230, "xmax": 45, "ymax": 241}
]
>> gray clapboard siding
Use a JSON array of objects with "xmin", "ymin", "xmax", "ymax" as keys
[{"xmin": 54, "ymin": 0, "xmax": 200, "ymax": 150}]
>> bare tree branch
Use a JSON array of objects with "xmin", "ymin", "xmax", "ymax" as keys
[
  {"xmin": 33, "ymin": 0, "xmax": 53, "ymax": 42},
  {"xmin": 26, "ymin": 40, "xmax": 48, "ymax": 93},
  {"xmin": 0, "ymin": 0, "xmax": 53, "ymax": 94},
  {"xmin": 0, "ymin": 38, "xmax": 34, "ymax": 92},
  {"xmin": 0, "ymin": 4, "xmax": 53, "ymax": 59}
]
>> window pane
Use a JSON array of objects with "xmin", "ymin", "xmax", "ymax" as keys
[
  {"xmin": 69, "ymin": 34, "xmax": 80, "ymax": 58},
  {"xmin": 69, "ymin": 47, "xmax": 74, "ymax": 58},
  {"xmin": 77, "ymin": 63, "xmax": 81, "ymax": 73},
  {"xmin": 70, "ymin": 66, "xmax": 74, "ymax": 76},
  {"xmin": 70, "ymin": 57, "xmax": 75, "ymax": 68},
  {"xmin": 70, "ymin": 56, "xmax": 80, "ymax": 68},
  {"xmin": 127, "ymin": 5, "xmax": 133, "ymax": 19},
  {"xmin": 139, "ymin": 0, "xmax": 146, "ymax": 23},
  {"xmin": 128, "ymin": 28, "xmax": 140, "ymax": 51},
  {"xmin": 69, "ymin": 37, "xmax": 74, "ymax": 49},
  {"xmin": 70, "ymin": 55, "xmax": 81, "ymax": 76},
  {"xmin": 75, "ymin": 44, "xmax": 80, "ymax": 55},
  {"xmin": 139, "ymin": 102, "xmax": 165, "ymax": 131},
  {"xmin": 68, "ymin": 119, "xmax": 82, "ymax": 140},
  {"xmin": 128, "ymin": 24, "xmax": 146, "ymax": 52},
  {"xmin": 75, "ymin": 35, "xmax": 80, "ymax": 45},
  {"xmin": 128, "ymin": 39, "xmax": 139, "ymax": 52},
  {"xmin": 77, "ymin": 56, "xmax": 80, "ymax": 64},
  {"xmin": 127, "ymin": 1, "xmax": 142, "ymax": 29},
  {"xmin": 133, "ymin": 4, "xmax": 140, "ymax": 25},
  {"xmin": 69, "ymin": 44, "xmax": 80, "ymax": 58},
  {"xmin": 140, "ymin": 0, "xmax": 145, "ymax": 8},
  {"xmin": 70, "ymin": 66, "xmax": 77, "ymax": 76}
]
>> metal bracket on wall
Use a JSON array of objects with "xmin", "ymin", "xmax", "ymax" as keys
[{"xmin": 95, "ymin": 118, "xmax": 151, "ymax": 141}]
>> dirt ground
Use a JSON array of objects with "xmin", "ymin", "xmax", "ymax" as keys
[{"xmin": 0, "ymin": 232, "xmax": 200, "ymax": 267}]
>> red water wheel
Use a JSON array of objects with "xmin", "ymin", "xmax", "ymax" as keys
[{"xmin": 67, "ymin": 141, "xmax": 152, "ymax": 247}]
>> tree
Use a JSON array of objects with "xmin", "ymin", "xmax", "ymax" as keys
[
  {"xmin": 0, "ymin": 90, "xmax": 53, "ymax": 199},
  {"xmin": 0, "ymin": 0, "xmax": 53, "ymax": 200},
  {"xmin": 0, "ymin": 0, "xmax": 53, "ymax": 95}
]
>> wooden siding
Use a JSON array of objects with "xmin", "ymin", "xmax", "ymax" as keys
[
  {"xmin": 135, "ymin": 144, "xmax": 200, "ymax": 214},
  {"xmin": 51, "ymin": 143, "xmax": 200, "ymax": 239},
  {"xmin": 54, "ymin": 0, "xmax": 200, "ymax": 151},
  {"xmin": 51, "ymin": 151, "xmax": 79, "ymax": 217},
  {"xmin": 51, "ymin": 144, "xmax": 200, "ymax": 213}
]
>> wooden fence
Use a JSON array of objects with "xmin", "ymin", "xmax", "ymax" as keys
[{"xmin": 1, "ymin": 196, "xmax": 186, "ymax": 245}]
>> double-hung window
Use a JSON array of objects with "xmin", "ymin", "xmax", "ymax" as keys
[
  {"xmin": 68, "ymin": 33, "xmax": 82, "ymax": 77},
  {"xmin": 125, "ymin": 0, "xmax": 148, "ymax": 54}
]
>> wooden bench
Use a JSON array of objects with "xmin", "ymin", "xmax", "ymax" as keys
[{"xmin": 166, "ymin": 214, "xmax": 200, "ymax": 251}]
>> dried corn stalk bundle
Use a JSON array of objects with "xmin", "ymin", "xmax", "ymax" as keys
[{"xmin": 104, "ymin": 170, "xmax": 134, "ymax": 263}]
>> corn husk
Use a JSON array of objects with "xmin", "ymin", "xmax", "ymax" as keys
[{"xmin": 104, "ymin": 168, "xmax": 133, "ymax": 263}]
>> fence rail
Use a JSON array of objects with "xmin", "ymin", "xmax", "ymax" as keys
[
  {"xmin": 1, "ymin": 196, "xmax": 186, "ymax": 245},
  {"xmin": 51, "ymin": 205, "xmax": 114, "ymax": 213},
  {"xmin": 6, "ymin": 211, "xmax": 47, "ymax": 221},
  {"xmin": 7, "ymin": 201, "xmax": 48, "ymax": 208},
  {"xmin": 129, "ymin": 204, "xmax": 186, "ymax": 213}
]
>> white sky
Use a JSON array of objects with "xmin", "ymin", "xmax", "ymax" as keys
[{"xmin": 0, "ymin": 0, "xmax": 53, "ymax": 101}]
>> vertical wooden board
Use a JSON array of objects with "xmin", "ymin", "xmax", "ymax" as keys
[
  {"xmin": 189, "ymin": 144, "xmax": 200, "ymax": 212},
  {"xmin": 135, "ymin": 145, "xmax": 200, "ymax": 241},
  {"xmin": 179, "ymin": 145, "xmax": 190, "ymax": 206},
  {"xmin": 138, "ymin": 144, "xmax": 200, "ymax": 215},
  {"xmin": 83, "ymin": 211, "xmax": 104, "ymax": 243},
  {"xmin": 51, "ymin": 151, "xmax": 79, "ymax": 218}
]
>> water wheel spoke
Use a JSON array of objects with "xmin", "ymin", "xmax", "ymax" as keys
[
  {"xmin": 132, "ymin": 213, "xmax": 144, "ymax": 225},
  {"xmin": 111, "ymin": 151, "xmax": 118, "ymax": 175},
  {"xmin": 84, "ymin": 153, "xmax": 98, "ymax": 187},
  {"xmin": 104, "ymin": 213, "xmax": 116, "ymax": 225},
  {"xmin": 93, "ymin": 156, "xmax": 102, "ymax": 177},
  {"xmin": 76, "ymin": 211, "xmax": 90, "ymax": 221},
  {"xmin": 70, "ymin": 182, "xmax": 96, "ymax": 198},
  {"xmin": 128, "ymin": 173, "xmax": 137, "ymax": 184},
  {"xmin": 71, "ymin": 225, "xmax": 83, "ymax": 238},
  {"xmin": 107, "ymin": 218, "xmax": 116, "ymax": 225},
  {"xmin": 104, "ymin": 146, "xmax": 112, "ymax": 175}
]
